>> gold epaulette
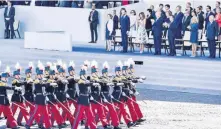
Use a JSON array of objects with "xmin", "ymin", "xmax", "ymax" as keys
[
  {"xmin": 12, "ymin": 79, "xmax": 19, "ymax": 85},
  {"xmin": 113, "ymin": 76, "xmax": 121, "ymax": 82},
  {"xmin": 26, "ymin": 77, "xmax": 33, "ymax": 82},
  {"xmin": 34, "ymin": 79, "xmax": 40, "ymax": 84},
  {"xmin": 0, "ymin": 81, "xmax": 6, "ymax": 86},
  {"xmin": 91, "ymin": 75, "xmax": 100, "ymax": 82},
  {"xmin": 78, "ymin": 79, "xmax": 86, "ymax": 84},
  {"xmin": 47, "ymin": 79, "xmax": 54, "ymax": 83}
]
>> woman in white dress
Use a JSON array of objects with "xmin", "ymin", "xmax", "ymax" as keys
[
  {"xmin": 105, "ymin": 14, "xmax": 114, "ymax": 51},
  {"xmin": 136, "ymin": 12, "xmax": 148, "ymax": 53}
]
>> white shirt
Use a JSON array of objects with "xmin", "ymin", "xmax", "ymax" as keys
[
  {"xmin": 107, "ymin": 19, "xmax": 113, "ymax": 33},
  {"xmin": 130, "ymin": 15, "xmax": 137, "ymax": 27}
]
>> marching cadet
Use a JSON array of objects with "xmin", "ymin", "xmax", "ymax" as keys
[
  {"xmin": 120, "ymin": 61, "xmax": 141, "ymax": 125},
  {"xmin": 11, "ymin": 63, "xmax": 30, "ymax": 126},
  {"xmin": 46, "ymin": 65, "xmax": 67, "ymax": 128},
  {"xmin": 112, "ymin": 60, "xmax": 135, "ymax": 128},
  {"xmin": 67, "ymin": 61, "xmax": 78, "ymax": 109},
  {"xmin": 100, "ymin": 61, "xmax": 122, "ymax": 129},
  {"xmin": 90, "ymin": 60, "xmax": 110, "ymax": 129},
  {"xmin": 45, "ymin": 62, "xmax": 52, "ymax": 78},
  {"xmin": 25, "ymin": 62, "xmax": 52, "ymax": 129},
  {"xmin": 127, "ymin": 58, "xmax": 146, "ymax": 123},
  {"xmin": 0, "ymin": 66, "xmax": 19, "ymax": 129},
  {"xmin": 72, "ymin": 64, "xmax": 97, "ymax": 129},
  {"xmin": 22, "ymin": 62, "xmax": 40, "ymax": 126},
  {"xmin": 56, "ymin": 63, "xmax": 74, "ymax": 125}
]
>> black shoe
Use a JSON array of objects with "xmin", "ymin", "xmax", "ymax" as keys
[
  {"xmin": 18, "ymin": 123, "xmax": 25, "ymax": 126},
  {"xmin": 114, "ymin": 126, "xmax": 122, "ymax": 129},
  {"xmin": 25, "ymin": 125, "xmax": 31, "ymax": 129},
  {"xmin": 137, "ymin": 118, "xmax": 146, "ymax": 122},
  {"xmin": 127, "ymin": 122, "xmax": 136, "ymax": 128},
  {"xmin": 89, "ymin": 41, "xmax": 95, "ymax": 43},
  {"xmin": 135, "ymin": 121, "xmax": 141, "ymax": 125},
  {"xmin": 11, "ymin": 37, "xmax": 14, "ymax": 39},
  {"xmin": 85, "ymin": 126, "xmax": 89, "ymax": 129},
  {"xmin": 81, "ymin": 120, "xmax": 86, "ymax": 125},
  {"xmin": 154, "ymin": 53, "xmax": 158, "ymax": 55},
  {"xmin": 61, "ymin": 123, "xmax": 68, "ymax": 127},
  {"xmin": 58, "ymin": 124, "xmax": 67, "ymax": 128},
  {"xmin": 120, "ymin": 121, "xmax": 124, "ymax": 124},
  {"xmin": 94, "ymin": 40, "xmax": 97, "ymax": 43},
  {"xmin": 104, "ymin": 125, "xmax": 112, "ymax": 129}
]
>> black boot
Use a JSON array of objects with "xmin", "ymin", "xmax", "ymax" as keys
[
  {"xmin": 25, "ymin": 125, "xmax": 31, "ymax": 129},
  {"xmin": 104, "ymin": 125, "xmax": 112, "ymax": 129},
  {"xmin": 85, "ymin": 126, "xmax": 89, "ymax": 129},
  {"xmin": 18, "ymin": 123, "xmax": 25, "ymax": 126},
  {"xmin": 137, "ymin": 118, "xmax": 146, "ymax": 123},
  {"xmin": 58, "ymin": 124, "xmax": 67, "ymax": 128},
  {"xmin": 12, "ymin": 127, "xmax": 19, "ymax": 129},
  {"xmin": 114, "ymin": 126, "xmax": 122, "ymax": 129},
  {"xmin": 81, "ymin": 120, "xmax": 86, "ymax": 125},
  {"xmin": 127, "ymin": 122, "xmax": 136, "ymax": 128}
]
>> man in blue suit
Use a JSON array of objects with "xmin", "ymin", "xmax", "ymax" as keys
[
  {"xmin": 88, "ymin": 4, "xmax": 99, "ymax": 43},
  {"xmin": 168, "ymin": 16, "xmax": 177, "ymax": 56},
  {"xmin": 120, "ymin": 8, "xmax": 130, "ymax": 53},
  {"xmin": 4, "ymin": 1, "xmax": 15, "ymax": 39},
  {"xmin": 152, "ymin": 11, "xmax": 164, "ymax": 55},
  {"xmin": 206, "ymin": 15, "xmax": 219, "ymax": 58},
  {"xmin": 205, "ymin": 5, "xmax": 214, "ymax": 31},
  {"xmin": 174, "ymin": 5, "xmax": 184, "ymax": 42}
]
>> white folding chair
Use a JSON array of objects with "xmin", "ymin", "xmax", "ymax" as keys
[
  {"xmin": 9, "ymin": 20, "xmax": 21, "ymax": 38},
  {"xmin": 108, "ymin": 2, "xmax": 114, "ymax": 8},
  {"xmin": 113, "ymin": 29, "xmax": 122, "ymax": 51}
]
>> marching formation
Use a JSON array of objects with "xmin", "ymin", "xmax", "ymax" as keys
[{"xmin": 0, "ymin": 58, "xmax": 146, "ymax": 129}]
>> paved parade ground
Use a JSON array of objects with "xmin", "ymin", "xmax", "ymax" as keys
[{"xmin": 0, "ymin": 39, "xmax": 221, "ymax": 129}]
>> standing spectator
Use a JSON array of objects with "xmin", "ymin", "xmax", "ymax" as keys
[
  {"xmin": 182, "ymin": 10, "xmax": 191, "ymax": 36},
  {"xmin": 120, "ymin": 8, "xmax": 130, "ymax": 53},
  {"xmin": 213, "ymin": 1, "xmax": 221, "ymax": 15},
  {"xmin": 168, "ymin": 16, "xmax": 177, "ymax": 56},
  {"xmin": 129, "ymin": 10, "xmax": 137, "ymax": 36},
  {"xmin": 205, "ymin": 5, "xmax": 215, "ymax": 31},
  {"xmin": 159, "ymin": 4, "xmax": 165, "ymax": 18},
  {"xmin": 215, "ymin": 8, "xmax": 221, "ymax": 40},
  {"xmin": 88, "ymin": 4, "xmax": 99, "ymax": 43},
  {"xmin": 152, "ymin": 11, "xmax": 164, "ymax": 55},
  {"xmin": 4, "ymin": 1, "xmax": 15, "ymax": 39},
  {"xmin": 163, "ymin": 11, "xmax": 172, "ymax": 37},
  {"xmin": 174, "ymin": 5, "xmax": 184, "ymax": 42},
  {"xmin": 113, "ymin": 10, "xmax": 119, "ymax": 34},
  {"xmin": 196, "ymin": 6, "xmax": 204, "ymax": 39},
  {"xmin": 105, "ymin": 14, "xmax": 113, "ymax": 51},
  {"xmin": 188, "ymin": 16, "xmax": 199, "ymax": 57},
  {"xmin": 199, "ymin": 6, "xmax": 205, "ymax": 15},
  {"xmin": 149, "ymin": 5, "xmax": 156, "ymax": 19},
  {"xmin": 207, "ymin": 15, "xmax": 219, "ymax": 58},
  {"xmin": 136, "ymin": 12, "xmax": 148, "ymax": 53},
  {"xmin": 145, "ymin": 9, "xmax": 154, "ymax": 37},
  {"xmin": 165, "ymin": 4, "xmax": 172, "ymax": 15},
  {"xmin": 84, "ymin": 0, "xmax": 92, "ymax": 8},
  {"xmin": 185, "ymin": 2, "xmax": 193, "ymax": 14}
]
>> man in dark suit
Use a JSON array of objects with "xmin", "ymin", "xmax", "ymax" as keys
[
  {"xmin": 152, "ymin": 11, "xmax": 164, "ymax": 55},
  {"xmin": 165, "ymin": 4, "xmax": 172, "ymax": 15},
  {"xmin": 159, "ymin": 4, "xmax": 166, "ymax": 18},
  {"xmin": 4, "ymin": 1, "xmax": 15, "ymax": 39},
  {"xmin": 150, "ymin": 5, "xmax": 156, "ymax": 20},
  {"xmin": 205, "ymin": 5, "xmax": 214, "ymax": 31},
  {"xmin": 120, "ymin": 8, "xmax": 130, "ymax": 53},
  {"xmin": 112, "ymin": 10, "xmax": 119, "ymax": 36},
  {"xmin": 174, "ymin": 5, "xmax": 184, "ymax": 42},
  {"xmin": 213, "ymin": 1, "xmax": 221, "ymax": 15},
  {"xmin": 206, "ymin": 15, "xmax": 219, "ymax": 58},
  {"xmin": 168, "ymin": 16, "xmax": 177, "ymax": 56},
  {"xmin": 196, "ymin": 6, "xmax": 204, "ymax": 37},
  {"xmin": 185, "ymin": 2, "xmax": 193, "ymax": 16},
  {"xmin": 88, "ymin": 4, "xmax": 99, "ymax": 43},
  {"xmin": 182, "ymin": 10, "xmax": 191, "ymax": 36}
]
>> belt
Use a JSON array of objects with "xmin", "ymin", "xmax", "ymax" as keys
[
  {"xmin": 0, "ymin": 94, "xmax": 5, "ymax": 96},
  {"xmin": 36, "ymin": 93, "xmax": 43, "ymax": 95},
  {"xmin": 114, "ymin": 90, "xmax": 121, "ymax": 92},
  {"xmin": 47, "ymin": 93, "xmax": 54, "ymax": 95},
  {"xmin": 79, "ymin": 93, "xmax": 89, "ymax": 96},
  {"xmin": 92, "ymin": 91, "xmax": 99, "ymax": 94},
  {"xmin": 102, "ymin": 91, "xmax": 109, "ymax": 94}
]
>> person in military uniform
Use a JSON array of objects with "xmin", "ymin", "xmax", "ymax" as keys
[
  {"xmin": 56, "ymin": 63, "xmax": 74, "ymax": 125},
  {"xmin": 127, "ymin": 58, "xmax": 146, "ymax": 123},
  {"xmin": 11, "ymin": 63, "xmax": 30, "ymax": 126},
  {"xmin": 23, "ymin": 62, "xmax": 41, "ymax": 125},
  {"xmin": 112, "ymin": 61, "xmax": 135, "ymax": 128},
  {"xmin": 25, "ymin": 63, "xmax": 52, "ymax": 129},
  {"xmin": 100, "ymin": 61, "xmax": 121, "ymax": 129},
  {"xmin": 0, "ymin": 66, "xmax": 19, "ymax": 129},
  {"xmin": 72, "ymin": 64, "xmax": 96, "ymax": 129},
  {"xmin": 90, "ymin": 60, "xmax": 110, "ymax": 129},
  {"xmin": 67, "ymin": 61, "xmax": 78, "ymax": 109},
  {"xmin": 44, "ymin": 62, "xmax": 52, "ymax": 79},
  {"xmin": 46, "ymin": 65, "xmax": 67, "ymax": 128}
]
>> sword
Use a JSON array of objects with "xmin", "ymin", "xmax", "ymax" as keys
[
  {"xmin": 56, "ymin": 99, "xmax": 74, "ymax": 117},
  {"xmin": 19, "ymin": 94, "xmax": 35, "ymax": 108},
  {"xmin": 11, "ymin": 102, "xmax": 27, "ymax": 110},
  {"xmin": 122, "ymin": 93, "xmax": 147, "ymax": 108}
]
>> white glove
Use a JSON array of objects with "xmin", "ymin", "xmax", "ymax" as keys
[
  {"xmin": 93, "ymin": 83, "xmax": 99, "ymax": 86},
  {"xmin": 50, "ymin": 83, "xmax": 57, "ymax": 86},
  {"xmin": 111, "ymin": 95, "xmax": 114, "ymax": 99},
  {"xmin": 15, "ymin": 87, "xmax": 22, "ymax": 91},
  {"xmin": 85, "ymin": 80, "xmax": 90, "ymax": 84},
  {"xmin": 131, "ymin": 82, "xmax": 136, "ymax": 88},
  {"xmin": 138, "ymin": 79, "xmax": 143, "ymax": 83},
  {"xmin": 46, "ymin": 97, "xmax": 49, "ymax": 101},
  {"xmin": 107, "ymin": 83, "xmax": 114, "ymax": 86},
  {"xmin": 42, "ymin": 78, "xmax": 47, "ymax": 81},
  {"xmin": 54, "ymin": 95, "xmax": 57, "ymax": 100},
  {"xmin": 103, "ymin": 99, "xmax": 108, "ymax": 103},
  {"xmin": 129, "ymin": 90, "xmax": 133, "ymax": 94},
  {"xmin": 122, "ymin": 92, "xmax": 126, "ymax": 96},
  {"xmin": 90, "ymin": 96, "xmax": 94, "ymax": 100},
  {"xmin": 140, "ymin": 76, "xmax": 146, "ymax": 80},
  {"xmin": 117, "ymin": 83, "xmax": 124, "ymax": 86},
  {"xmin": 66, "ymin": 94, "xmax": 70, "ymax": 98},
  {"xmin": 62, "ymin": 80, "xmax": 69, "ymax": 84},
  {"xmin": 135, "ymin": 91, "xmax": 139, "ymax": 96},
  {"xmin": 27, "ymin": 79, "xmax": 33, "ymax": 84}
]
